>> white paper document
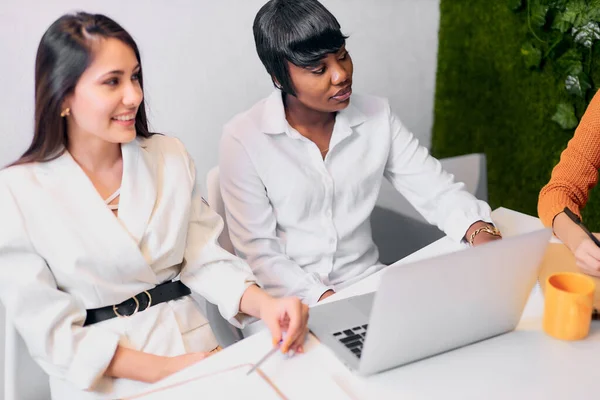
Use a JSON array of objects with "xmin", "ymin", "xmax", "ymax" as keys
[{"xmin": 126, "ymin": 364, "xmax": 286, "ymax": 399}]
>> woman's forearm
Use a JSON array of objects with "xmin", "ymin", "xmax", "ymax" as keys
[
  {"xmin": 553, "ymin": 211, "xmax": 589, "ymax": 252},
  {"xmin": 238, "ymin": 284, "xmax": 272, "ymax": 319},
  {"xmin": 105, "ymin": 345, "xmax": 169, "ymax": 383}
]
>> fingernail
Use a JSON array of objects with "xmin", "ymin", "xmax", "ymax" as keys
[{"xmin": 282, "ymin": 346, "xmax": 289, "ymax": 354}]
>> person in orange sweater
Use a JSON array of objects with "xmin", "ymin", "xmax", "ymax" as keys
[{"xmin": 539, "ymin": 92, "xmax": 600, "ymax": 277}]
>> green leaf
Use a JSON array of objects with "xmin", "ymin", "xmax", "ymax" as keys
[
  {"xmin": 556, "ymin": 48, "xmax": 583, "ymax": 75},
  {"xmin": 552, "ymin": 102, "xmax": 579, "ymax": 129},
  {"xmin": 543, "ymin": 0, "xmax": 568, "ymax": 7},
  {"xmin": 531, "ymin": 3, "xmax": 549, "ymax": 27},
  {"xmin": 521, "ymin": 41, "xmax": 542, "ymax": 69},
  {"xmin": 589, "ymin": 1, "xmax": 600, "ymax": 22},
  {"xmin": 552, "ymin": 12, "xmax": 572, "ymax": 32},
  {"xmin": 508, "ymin": 0, "xmax": 523, "ymax": 11},
  {"xmin": 569, "ymin": 0, "xmax": 588, "ymax": 13},
  {"xmin": 589, "ymin": 11, "xmax": 600, "ymax": 24},
  {"xmin": 565, "ymin": 72, "xmax": 592, "ymax": 97},
  {"xmin": 573, "ymin": 21, "xmax": 600, "ymax": 48},
  {"xmin": 565, "ymin": 0, "xmax": 587, "ymax": 27}
]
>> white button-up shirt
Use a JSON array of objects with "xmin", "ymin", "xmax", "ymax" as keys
[{"xmin": 219, "ymin": 90, "xmax": 492, "ymax": 305}]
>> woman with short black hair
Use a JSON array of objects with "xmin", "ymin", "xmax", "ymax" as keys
[{"xmin": 219, "ymin": 0, "xmax": 500, "ymax": 305}]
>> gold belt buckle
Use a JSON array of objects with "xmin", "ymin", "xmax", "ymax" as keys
[
  {"xmin": 113, "ymin": 289, "xmax": 155, "ymax": 318},
  {"xmin": 140, "ymin": 290, "xmax": 153, "ymax": 311},
  {"xmin": 113, "ymin": 296, "xmax": 140, "ymax": 318}
]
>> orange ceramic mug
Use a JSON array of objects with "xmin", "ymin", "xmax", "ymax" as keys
[{"xmin": 543, "ymin": 272, "xmax": 595, "ymax": 341}]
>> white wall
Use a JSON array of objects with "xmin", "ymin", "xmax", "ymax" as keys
[
  {"xmin": 0, "ymin": 0, "xmax": 440, "ymax": 173},
  {"xmin": 0, "ymin": 0, "xmax": 440, "ymax": 396}
]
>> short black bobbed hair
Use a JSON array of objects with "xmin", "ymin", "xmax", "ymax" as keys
[{"xmin": 253, "ymin": 0, "xmax": 348, "ymax": 96}]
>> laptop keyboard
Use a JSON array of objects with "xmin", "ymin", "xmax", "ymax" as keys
[{"xmin": 332, "ymin": 324, "xmax": 368, "ymax": 358}]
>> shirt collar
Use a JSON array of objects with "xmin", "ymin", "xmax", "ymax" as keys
[
  {"xmin": 260, "ymin": 90, "xmax": 288, "ymax": 135},
  {"xmin": 260, "ymin": 89, "xmax": 367, "ymax": 136}
]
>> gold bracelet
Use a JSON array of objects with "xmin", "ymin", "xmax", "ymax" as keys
[{"xmin": 469, "ymin": 225, "xmax": 502, "ymax": 246}]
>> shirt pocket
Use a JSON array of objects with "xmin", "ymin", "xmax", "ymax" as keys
[
  {"xmin": 168, "ymin": 295, "xmax": 210, "ymax": 334},
  {"xmin": 169, "ymin": 295, "xmax": 219, "ymax": 352}
]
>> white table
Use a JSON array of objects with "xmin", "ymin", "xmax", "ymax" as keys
[{"xmin": 134, "ymin": 208, "xmax": 600, "ymax": 399}]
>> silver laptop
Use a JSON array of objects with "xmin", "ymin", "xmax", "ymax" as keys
[{"xmin": 309, "ymin": 228, "xmax": 551, "ymax": 376}]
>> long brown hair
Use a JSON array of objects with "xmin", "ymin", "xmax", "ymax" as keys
[{"xmin": 10, "ymin": 12, "xmax": 155, "ymax": 167}]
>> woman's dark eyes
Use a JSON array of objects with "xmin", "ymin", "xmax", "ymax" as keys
[{"xmin": 105, "ymin": 73, "xmax": 140, "ymax": 86}]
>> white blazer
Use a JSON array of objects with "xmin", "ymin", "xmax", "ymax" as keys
[{"xmin": 0, "ymin": 135, "xmax": 257, "ymax": 399}]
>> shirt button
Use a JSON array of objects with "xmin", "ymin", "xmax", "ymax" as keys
[{"xmin": 326, "ymin": 209, "xmax": 333, "ymax": 218}]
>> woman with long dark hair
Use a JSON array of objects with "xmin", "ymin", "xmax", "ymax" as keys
[
  {"xmin": 219, "ymin": 0, "xmax": 501, "ymax": 305},
  {"xmin": 0, "ymin": 12, "xmax": 308, "ymax": 399}
]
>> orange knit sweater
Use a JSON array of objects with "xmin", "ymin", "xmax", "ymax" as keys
[{"xmin": 538, "ymin": 91, "xmax": 600, "ymax": 227}]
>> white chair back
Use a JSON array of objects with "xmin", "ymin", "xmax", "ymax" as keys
[
  {"xmin": 372, "ymin": 153, "xmax": 488, "ymax": 264},
  {"xmin": 205, "ymin": 166, "xmax": 245, "ymax": 346},
  {"xmin": 3, "ymin": 312, "xmax": 50, "ymax": 400},
  {"xmin": 206, "ymin": 167, "xmax": 235, "ymax": 254}
]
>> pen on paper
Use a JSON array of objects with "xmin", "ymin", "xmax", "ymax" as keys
[
  {"xmin": 563, "ymin": 207, "xmax": 600, "ymax": 321},
  {"xmin": 563, "ymin": 207, "xmax": 600, "ymax": 247},
  {"xmin": 247, "ymin": 341, "xmax": 283, "ymax": 375}
]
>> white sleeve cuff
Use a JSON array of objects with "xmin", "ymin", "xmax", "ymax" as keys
[
  {"xmin": 225, "ymin": 281, "xmax": 259, "ymax": 329},
  {"xmin": 443, "ymin": 203, "xmax": 494, "ymax": 243},
  {"xmin": 65, "ymin": 327, "xmax": 121, "ymax": 390},
  {"xmin": 305, "ymin": 284, "xmax": 335, "ymax": 306},
  {"xmin": 181, "ymin": 261, "xmax": 259, "ymax": 330}
]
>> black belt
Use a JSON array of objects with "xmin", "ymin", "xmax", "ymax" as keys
[{"xmin": 83, "ymin": 281, "xmax": 191, "ymax": 326}]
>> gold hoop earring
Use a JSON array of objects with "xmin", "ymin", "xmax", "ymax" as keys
[{"xmin": 60, "ymin": 108, "xmax": 70, "ymax": 117}]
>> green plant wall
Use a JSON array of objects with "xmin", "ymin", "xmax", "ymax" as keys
[{"xmin": 431, "ymin": 0, "xmax": 600, "ymax": 230}]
